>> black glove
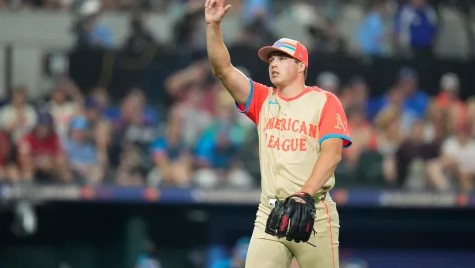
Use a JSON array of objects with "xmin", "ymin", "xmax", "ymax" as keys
[{"xmin": 265, "ymin": 192, "xmax": 316, "ymax": 243}]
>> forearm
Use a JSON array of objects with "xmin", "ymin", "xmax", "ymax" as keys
[
  {"xmin": 55, "ymin": 155, "xmax": 72, "ymax": 181},
  {"xmin": 19, "ymin": 156, "xmax": 34, "ymax": 180},
  {"xmin": 206, "ymin": 23, "xmax": 232, "ymax": 77},
  {"xmin": 301, "ymin": 150, "xmax": 342, "ymax": 195}
]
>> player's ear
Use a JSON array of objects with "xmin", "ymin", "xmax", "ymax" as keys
[{"xmin": 298, "ymin": 62, "xmax": 306, "ymax": 73}]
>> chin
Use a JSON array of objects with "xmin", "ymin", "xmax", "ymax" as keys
[{"xmin": 270, "ymin": 78, "xmax": 283, "ymax": 88}]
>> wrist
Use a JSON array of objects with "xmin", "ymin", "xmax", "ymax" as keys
[
  {"xmin": 300, "ymin": 186, "xmax": 317, "ymax": 196},
  {"xmin": 206, "ymin": 21, "xmax": 221, "ymax": 27}
]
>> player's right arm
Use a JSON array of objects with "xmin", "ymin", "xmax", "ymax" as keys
[{"xmin": 205, "ymin": 0, "xmax": 250, "ymax": 105}]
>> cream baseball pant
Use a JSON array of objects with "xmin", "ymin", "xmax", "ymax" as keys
[{"xmin": 245, "ymin": 194, "xmax": 340, "ymax": 268}]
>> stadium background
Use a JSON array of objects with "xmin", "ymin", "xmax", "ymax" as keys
[{"xmin": 1, "ymin": 0, "xmax": 475, "ymax": 267}]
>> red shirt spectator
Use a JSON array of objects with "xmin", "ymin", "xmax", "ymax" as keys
[
  {"xmin": 17, "ymin": 112, "xmax": 70, "ymax": 183},
  {"xmin": 0, "ymin": 130, "xmax": 10, "ymax": 168},
  {"xmin": 18, "ymin": 132, "xmax": 62, "ymax": 158},
  {"xmin": 435, "ymin": 73, "xmax": 467, "ymax": 127}
]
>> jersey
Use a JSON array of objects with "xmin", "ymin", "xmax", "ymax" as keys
[{"xmin": 237, "ymin": 79, "xmax": 352, "ymax": 202}]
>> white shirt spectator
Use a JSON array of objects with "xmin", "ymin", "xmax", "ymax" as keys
[
  {"xmin": 48, "ymin": 101, "xmax": 79, "ymax": 142},
  {"xmin": 442, "ymin": 137, "xmax": 475, "ymax": 174},
  {"xmin": 0, "ymin": 104, "xmax": 37, "ymax": 143}
]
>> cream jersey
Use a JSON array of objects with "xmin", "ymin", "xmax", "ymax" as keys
[{"xmin": 237, "ymin": 79, "xmax": 352, "ymax": 202}]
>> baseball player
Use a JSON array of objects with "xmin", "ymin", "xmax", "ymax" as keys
[{"xmin": 205, "ymin": 1, "xmax": 352, "ymax": 267}]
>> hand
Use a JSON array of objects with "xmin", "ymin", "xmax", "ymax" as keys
[
  {"xmin": 265, "ymin": 192, "xmax": 316, "ymax": 244},
  {"xmin": 205, "ymin": 0, "xmax": 232, "ymax": 25}
]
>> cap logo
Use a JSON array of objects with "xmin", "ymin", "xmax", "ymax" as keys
[{"xmin": 274, "ymin": 40, "xmax": 296, "ymax": 55}]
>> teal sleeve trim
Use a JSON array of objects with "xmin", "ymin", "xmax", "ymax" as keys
[
  {"xmin": 235, "ymin": 78, "xmax": 254, "ymax": 113},
  {"xmin": 319, "ymin": 134, "xmax": 353, "ymax": 148}
]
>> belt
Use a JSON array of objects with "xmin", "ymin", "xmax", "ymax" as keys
[{"xmin": 267, "ymin": 192, "xmax": 328, "ymax": 208}]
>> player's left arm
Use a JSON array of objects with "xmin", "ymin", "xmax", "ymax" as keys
[
  {"xmin": 301, "ymin": 92, "xmax": 352, "ymax": 195},
  {"xmin": 301, "ymin": 138, "xmax": 344, "ymax": 195}
]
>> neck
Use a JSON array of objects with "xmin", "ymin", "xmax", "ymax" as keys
[{"xmin": 277, "ymin": 80, "xmax": 306, "ymax": 99}]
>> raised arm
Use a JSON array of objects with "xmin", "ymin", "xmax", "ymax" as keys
[{"xmin": 205, "ymin": 0, "xmax": 250, "ymax": 104}]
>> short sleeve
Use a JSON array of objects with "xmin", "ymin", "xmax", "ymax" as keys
[
  {"xmin": 318, "ymin": 92, "xmax": 352, "ymax": 148},
  {"xmin": 235, "ymin": 79, "xmax": 270, "ymax": 125}
]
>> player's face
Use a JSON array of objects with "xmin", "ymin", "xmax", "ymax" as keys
[{"xmin": 268, "ymin": 53, "xmax": 300, "ymax": 88}]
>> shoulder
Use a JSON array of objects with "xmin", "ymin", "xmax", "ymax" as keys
[
  {"xmin": 252, "ymin": 80, "xmax": 274, "ymax": 92},
  {"xmin": 305, "ymin": 86, "xmax": 340, "ymax": 103}
]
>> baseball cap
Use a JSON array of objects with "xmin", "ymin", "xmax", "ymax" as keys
[
  {"xmin": 258, "ymin": 38, "xmax": 309, "ymax": 68},
  {"xmin": 80, "ymin": 0, "xmax": 101, "ymax": 16},
  {"xmin": 70, "ymin": 116, "xmax": 89, "ymax": 131},
  {"xmin": 398, "ymin": 67, "xmax": 418, "ymax": 80},
  {"xmin": 85, "ymin": 97, "xmax": 101, "ymax": 110},
  {"xmin": 440, "ymin": 72, "xmax": 459, "ymax": 91},
  {"xmin": 37, "ymin": 112, "xmax": 54, "ymax": 127}
]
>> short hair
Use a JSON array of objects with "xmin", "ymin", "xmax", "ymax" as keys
[{"xmin": 294, "ymin": 59, "xmax": 308, "ymax": 79}]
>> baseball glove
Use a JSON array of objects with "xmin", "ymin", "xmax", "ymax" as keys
[{"xmin": 265, "ymin": 192, "xmax": 316, "ymax": 244}]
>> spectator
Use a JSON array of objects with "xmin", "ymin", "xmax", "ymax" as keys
[
  {"xmin": 374, "ymin": 106, "xmax": 404, "ymax": 185},
  {"xmin": 369, "ymin": 67, "xmax": 429, "ymax": 135},
  {"xmin": 438, "ymin": 122, "xmax": 475, "ymax": 192},
  {"xmin": 436, "ymin": 73, "xmax": 462, "ymax": 109},
  {"xmin": 116, "ymin": 142, "xmax": 147, "ymax": 186},
  {"xmin": 83, "ymin": 97, "xmax": 104, "ymax": 127},
  {"xmin": 424, "ymin": 100, "xmax": 449, "ymax": 142},
  {"xmin": 148, "ymin": 108, "xmax": 192, "ymax": 187},
  {"xmin": 64, "ymin": 116, "xmax": 102, "ymax": 185},
  {"xmin": 174, "ymin": 88, "xmax": 213, "ymax": 148},
  {"xmin": 434, "ymin": 72, "xmax": 467, "ymax": 132},
  {"xmin": 394, "ymin": 67, "xmax": 429, "ymax": 120},
  {"xmin": 396, "ymin": 120, "xmax": 443, "ymax": 190},
  {"xmin": 118, "ymin": 11, "xmax": 158, "ymax": 69},
  {"xmin": 0, "ymin": 86, "xmax": 37, "ymax": 143},
  {"xmin": 17, "ymin": 112, "xmax": 71, "ymax": 183},
  {"xmin": 344, "ymin": 106, "xmax": 377, "ymax": 171},
  {"xmin": 242, "ymin": 0, "xmax": 271, "ymax": 27},
  {"xmin": 172, "ymin": 2, "xmax": 205, "ymax": 53},
  {"xmin": 393, "ymin": 0, "xmax": 438, "ymax": 59},
  {"xmin": 315, "ymin": 71, "xmax": 340, "ymax": 95},
  {"xmin": 72, "ymin": 0, "xmax": 114, "ymax": 49},
  {"xmin": 165, "ymin": 59, "xmax": 220, "ymax": 113},
  {"xmin": 357, "ymin": 0, "xmax": 387, "ymax": 56},
  {"xmin": 194, "ymin": 96, "xmax": 252, "ymax": 189},
  {"xmin": 236, "ymin": 14, "xmax": 276, "ymax": 48},
  {"xmin": 0, "ymin": 130, "xmax": 20, "ymax": 183},
  {"xmin": 165, "ymin": 59, "xmax": 211, "ymax": 99},
  {"xmin": 339, "ymin": 76, "xmax": 369, "ymax": 112},
  {"xmin": 87, "ymin": 87, "xmax": 120, "ymax": 122},
  {"xmin": 312, "ymin": 19, "xmax": 347, "ymax": 54},
  {"xmin": 115, "ymin": 88, "xmax": 160, "ymax": 150},
  {"xmin": 46, "ymin": 79, "xmax": 83, "ymax": 143}
]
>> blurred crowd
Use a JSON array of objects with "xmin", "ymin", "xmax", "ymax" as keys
[
  {"xmin": 325, "ymin": 68, "xmax": 475, "ymax": 193},
  {"xmin": 2, "ymin": 0, "xmax": 473, "ymax": 59},
  {"xmin": 0, "ymin": 0, "xmax": 474, "ymax": 194},
  {"xmin": 0, "ymin": 71, "xmax": 258, "ymax": 190}
]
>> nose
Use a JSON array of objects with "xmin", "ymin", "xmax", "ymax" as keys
[{"xmin": 270, "ymin": 61, "xmax": 277, "ymax": 69}]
